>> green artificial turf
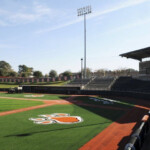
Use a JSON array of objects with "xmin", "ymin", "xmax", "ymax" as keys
[
  {"xmin": 0, "ymin": 84, "xmax": 19, "ymax": 88},
  {"xmin": 0, "ymin": 104, "xmax": 125, "ymax": 150},
  {"xmin": 20, "ymin": 81, "xmax": 69, "ymax": 86},
  {"xmin": 0, "ymin": 93, "xmax": 69, "ymax": 100},
  {"xmin": 0, "ymin": 81, "xmax": 69, "ymax": 88},
  {"xmin": 0, "ymin": 98, "xmax": 44, "ymax": 112}
]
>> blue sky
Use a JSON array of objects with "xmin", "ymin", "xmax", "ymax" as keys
[{"xmin": 0, "ymin": 0, "xmax": 150, "ymax": 74}]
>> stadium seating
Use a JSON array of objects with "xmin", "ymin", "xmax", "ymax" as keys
[
  {"xmin": 65, "ymin": 78, "xmax": 91, "ymax": 87},
  {"xmin": 85, "ymin": 77, "xmax": 115, "ymax": 90},
  {"xmin": 111, "ymin": 77, "xmax": 150, "ymax": 93},
  {"xmin": 56, "ymin": 76, "xmax": 150, "ymax": 93}
]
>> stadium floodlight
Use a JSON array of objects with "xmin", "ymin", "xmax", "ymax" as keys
[
  {"xmin": 77, "ymin": 6, "xmax": 92, "ymax": 79},
  {"xmin": 77, "ymin": 6, "xmax": 92, "ymax": 16}
]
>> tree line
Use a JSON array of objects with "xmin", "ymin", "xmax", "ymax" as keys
[
  {"xmin": 0, "ymin": 61, "xmax": 138, "ymax": 78},
  {"xmin": 0, "ymin": 61, "xmax": 72, "ymax": 78}
]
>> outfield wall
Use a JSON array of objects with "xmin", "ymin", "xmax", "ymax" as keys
[
  {"xmin": 0, "ymin": 85, "xmax": 149, "ymax": 100},
  {"xmin": 0, "ymin": 88, "xmax": 9, "ymax": 92},
  {"xmin": 22, "ymin": 85, "xmax": 81, "ymax": 94},
  {"xmin": 21, "ymin": 85, "xmax": 150, "ymax": 100}
]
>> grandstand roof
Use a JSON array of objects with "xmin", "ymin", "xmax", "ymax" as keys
[{"xmin": 120, "ymin": 47, "xmax": 150, "ymax": 61}]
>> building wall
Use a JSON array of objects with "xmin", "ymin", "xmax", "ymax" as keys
[
  {"xmin": 0, "ymin": 76, "xmax": 78, "ymax": 83},
  {"xmin": 139, "ymin": 60, "xmax": 150, "ymax": 75}
]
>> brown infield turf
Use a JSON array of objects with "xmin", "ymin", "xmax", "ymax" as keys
[{"xmin": 0, "ymin": 95, "xmax": 149, "ymax": 150}]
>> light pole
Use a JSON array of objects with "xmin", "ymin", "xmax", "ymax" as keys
[
  {"xmin": 77, "ymin": 6, "xmax": 92, "ymax": 79},
  {"xmin": 81, "ymin": 58, "xmax": 83, "ymax": 79}
]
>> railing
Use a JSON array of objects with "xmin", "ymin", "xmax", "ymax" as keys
[
  {"xmin": 83, "ymin": 77, "xmax": 95, "ymax": 89},
  {"xmin": 108, "ymin": 76, "xmax": 118, "ymax": 90},
  {"xmin": 124, "ymin": 111, "xmax": 150, "ymax": 150}
]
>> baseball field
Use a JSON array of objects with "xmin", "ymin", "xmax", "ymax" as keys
[{"xmin": 0, "ymin": 92, "xmax": 149, "ymax": 150}]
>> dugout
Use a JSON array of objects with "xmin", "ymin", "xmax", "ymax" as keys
[{"xmin": 120, "ymin": 47, "xmax": 150, "ymax": 80}]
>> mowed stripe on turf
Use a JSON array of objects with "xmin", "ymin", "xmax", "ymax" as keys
[
  {"xmin": 0, "ymin": 96, "xmax": 60, "ymax": 101},
  {"xmin": 0, "ymin": 100, "xmax": 72, "ymax": 116},
  {"xmin": 0, "ymin": 98, "xmax": 128, "ymax": 117}
]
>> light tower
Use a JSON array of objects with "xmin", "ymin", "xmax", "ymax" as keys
[
  {"xmin": 77, "ymin": 6, "xmax": 92, "ymax": 79},
  {"xmin": 81, "ymin": 58, "xmax": 83, "ymax": 79}
]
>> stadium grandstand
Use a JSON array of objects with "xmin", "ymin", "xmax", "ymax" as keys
[
  {"xmin": 111, "ymin": 76, "xmax": 150, "ymax": 93},
  {"xmin": 120, "ymin": 46, "xmax": 150, "ymax": 80},
  {"xmin": 65, "ymin": 77, "xmax": 115, "ymax": 90},
  {"xmin": 66, "ymin": 78, "xmax": 90, "ymax": 87},
  {"xmin": 85, "ymin": 77, "xmax": 115, "ymax": 90},
  {"xmin": 66, "ymin": 47, "xmax": 150, "ymax": 93}
]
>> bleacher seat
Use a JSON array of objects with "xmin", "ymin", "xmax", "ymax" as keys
[
  {"xmin": 111, "ymin": 77, "xmax": 150, "ymax": 93},
  {"xmin": 85, "ymin": 77, "xmax": 114, "ymax": 90}
]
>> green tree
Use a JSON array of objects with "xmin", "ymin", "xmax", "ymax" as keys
[
  {"xmin": 18, "ymin": 65, "xmax": 33, "ymax": 77},
  {"xmin": 0, "ymin": 61, "xmax": 13, "ymax": 76},
  {"xmin": 49, "ymin": 70, "xmax": 57, "ymax": 78},
  {"xmin": 62, "ymin": 70, "xmax": 72, "ymax": 77},
  {"xmin": 44, "ymin": 74, "xmax": 49, "ymax": 77},
  {"xmin": 33, "ymin": 71, "xmax": 43, "ymax": 78},
  {"xmin": 8, "ymin": 71, "xmax": 18, "ymax": 77},
  {"xmin": 95, "ymin": 69, "xmax": 108, "ymax": 77}
]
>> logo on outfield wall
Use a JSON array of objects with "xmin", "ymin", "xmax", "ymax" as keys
[{"xmin": 29, "ymin": 113, "xmax": 83, "ymax": 125}]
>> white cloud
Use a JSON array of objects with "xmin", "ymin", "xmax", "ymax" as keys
[
  {"xmin": 34, "ymin": 2, "xmax": 52, "ymax": 16},
  {"xmin": 10, "ymin": 13, "xmax": 37, "ymax": 23},
  {"xmin": 0, "ymin": 0, "xmax": 149, "ymax": 28},
  {"xmin": 36, "ymin": 17, "xmax": 83, "ymax": 34},
  {"xmin": 10, "ymin": 3, "xmax": 55, "ymax": 24},
  {"xmin": 0, "ymin": 2, "xmax": 57, "ymax": 25},
  {"xmin": 36, "ymin": 0, "xmax": 150, "ymax": 34}
]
